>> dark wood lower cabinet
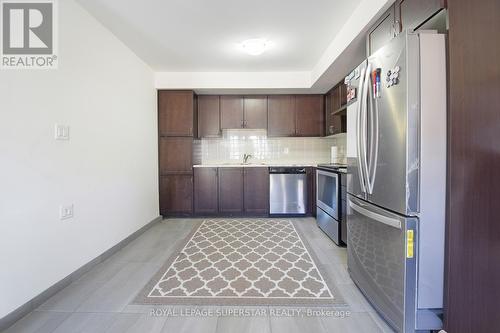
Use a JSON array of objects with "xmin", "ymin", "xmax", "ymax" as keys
[
  {"xmin": 307, "ymin": 167, "xmax": 316, "ymax": 216},
  {"xmin": 159, "ymin": 175, "xmax": 193, "ymax": 216},
  {"xmin": 194, "ymin": 168, "xmax": 218, "ymax": 215},
  {"xmin": 191, "ymin": 166, "xmax": 315, "ymax": 217},
  {"xmin": 159, "ymin": 137, "xmax": 193, "ymax": 174},
  {"xmin": 243, "ymin": 168, "xmax": 269, "ymax": 215},
  {"xmin": 218, "ymin": 168, "xmax": 244, "ymax": 215}
]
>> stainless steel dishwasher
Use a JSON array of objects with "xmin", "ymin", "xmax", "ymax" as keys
[{"xmin": 269, "ymin": 167, "xmax": 307, "ymax": 215}]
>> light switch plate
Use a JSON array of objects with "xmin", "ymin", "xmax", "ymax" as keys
[
  {"xmin": 60, "ymin": 204, "xmax": 74, "ymax": 220},
  {"xmin": 55, "ymin": 124, "xmax": 70, "ymax": 140}
]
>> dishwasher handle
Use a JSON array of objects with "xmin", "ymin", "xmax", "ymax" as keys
[{"xmin": 269, "ymin": 167, "xmax": 307, "ymax": 174}]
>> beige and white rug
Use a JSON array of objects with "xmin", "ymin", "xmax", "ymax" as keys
[{"xmin": 134, "ymin": 219, "xmax": 344, "ymax": 306}]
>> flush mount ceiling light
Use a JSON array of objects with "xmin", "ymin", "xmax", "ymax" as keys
[{"xmin": 239, "ymin": 38, "xmax": 272, "ymax": 56}]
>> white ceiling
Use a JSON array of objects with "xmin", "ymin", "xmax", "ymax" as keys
[{"xmin": 76, "ymin": 0, "xmax": 361, "ymax": 72}]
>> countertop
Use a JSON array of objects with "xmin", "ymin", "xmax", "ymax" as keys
[{"xmin": 193, "ymin": 163, "xmax": 318, "ymax": 168}]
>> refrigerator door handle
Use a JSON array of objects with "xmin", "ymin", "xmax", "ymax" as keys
[
  {"xmin": 360, "ymin": 63, "xmax": 372, "ymax": 193},
  {"xmin": 356, "ymin": 66, "xmax": 367, "ymax": 193},
  {"xmin": 349, "ymin": 199, "xmax": 402, "ymax": 229},
  {"xmin": 366, "ymin": 70, "xmax": 380, "ymax": 195}
]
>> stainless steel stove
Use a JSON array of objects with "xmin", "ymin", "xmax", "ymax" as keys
[{"xmin": 315, "ymin": 163, "xmax": 346, "ymax": 245}]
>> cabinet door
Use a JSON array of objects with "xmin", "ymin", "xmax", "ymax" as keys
[
  {"xmin": 244, "ymin": 167, "xmax": 269, "ymax": 215},
  {"xmin": 267, "ymin": 95, "xmax": 296, "ymax": 137},
  {"xmin": 218, "ymin": 168, "xmax": 244, "ymax": 215},
  {"xmin": 159, "ymin": 137, "xmax": 193, "ymax": 174},
  {"xmin": 158, "ymin": 90, "xmax": 194, "ymax": 136},
  {"xmin": 307, "ymin": 167, "xmax": 316, "ymax": 216},
  {"xmin": 159, "ymin": 175, "xmax": 193, "ymax": 216},
  {"xmin": 367, "ymin": 5, "xmax": 395, "ymax": 56},
  {"xmin": 395, "ymin": 0, "xmax": 443, "ymax": 34},
  {"xmin": 194, "ymin": 168, "xmax": 218, "ymax": 214},
  {"xmin": 198, "ymin": 95, "xmax": 221, "ymax": 137},
  {"xmin": 220, "ymin": 96, "xmax": 244, "ymax": 129},
  {"xmin": 331, "ymin": 110, "xmax": 347, "ymax": 135},
  {"xmin": 326, "ymin": 84, "xmax": 347, "ymax": 136},
  {"xmin": 243, "ymin": 96, "xmax": 268, "ymax": 129},
  {"xmin": 331, "ymin": 85, "xmax": 341, "ymax": 111},
  {"xmin": 325, "ymin": 89, "xmax": 333, "ymax": 136},
  {"xmin": 340, "ymin": 83, "xmax": 348, "ymax": 107},
  {"xmin": 326, "ymin": 86, "xmax": 339, "ymax": 136},
  {"xmin": 295, "ymin": 95, "xmax": 324, "ymax": 137}
]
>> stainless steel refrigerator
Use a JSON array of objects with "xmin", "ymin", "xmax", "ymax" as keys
[{"xmin": 345, "ymin": 31, "xmax": 446, "ymax": 332}]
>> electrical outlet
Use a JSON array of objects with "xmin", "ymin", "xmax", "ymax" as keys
[
  {"xmin": 55, "ymin": 124, "xmax": 70, "ymax": 140},
  {"xmin": 60, "ymin": 204, "xmax": 74, "ymax": 220}
]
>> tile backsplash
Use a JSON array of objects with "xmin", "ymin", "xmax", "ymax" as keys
[{"xmin": 194, "ymin": 129, "xmax": 346, "ymax": 165}]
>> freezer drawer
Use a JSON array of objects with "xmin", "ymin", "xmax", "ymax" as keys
[
  {"xmin": 347, "ymin": 194, "xmax": 417, "ymax": 333},
  {"xmin": 316, "ymin": 206, "xmax": 341, "ymax": 245}
]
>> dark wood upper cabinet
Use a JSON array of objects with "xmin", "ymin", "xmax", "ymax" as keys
[
  {"xmin": 159, "ymin": 137, "xmax": 193, "ymax": 174},
  {"xmin": 267, "ymin": 95, "xmax": 296, "ymax": 137},
  {"xmin": 325, "ymin": 84, "xmax": 347, "ymax": 136},
  {"xmin": 295, "ymin": 95, "xmax": 324, "ymax": 137},
  {"xmin": 220, "ymin": 96, "xmax": 244, "ymax": 129},
  {"xmin": 159, "ymin": 175, "xmax": 193, "ymax": 216},
  {"xmin": 198, "ymin": 95, "xmax": 221, "ymax": 138},
  {"xmin": 220, "ymin": 95, "xmax": 267, "ymax": 129},
  {"xmin": 325, "ymin": 91, "xmax": 333, "ymax": 136},
  {"xmin": 367, "ymin": 0, "xmax": 445, "ymax": 56},
  {"xmin": 340, "ymin": 83, "xmax": 348, "ymax": 107},
  {"xmin": 158, "ymin": 90, "xmax": 195, "ymax": 137},
  {"xmin": 395, "ymin": 0, "xmax": 444, "ymax": 35},
  {"xmin": 199, "ymin": 94, "xmax": 324, "ymax": 136},
  {"xmin": 243, "ymin": 167, "xmax": 269, "ymax": 215},
  {"xmin": 243, "ymin": 96, "xmax": 268, "ymax": 129},
  {"xmin": 194, "ymin": 167, "xmax": 218, "ymax": 215},
  {"xmin": 218, "ymin": 168, "xmax": 244, "ymax": 215},
  {"xmin": 367, "ymin": 6, "xmax": 395, "ymax": 56}
]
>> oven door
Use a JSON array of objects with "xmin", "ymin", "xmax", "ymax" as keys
[{"xmin": 316, "ymin": 169, "xmax": 339, "ymax": 220}]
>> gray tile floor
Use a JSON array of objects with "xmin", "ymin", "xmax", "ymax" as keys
[{"xmin": 4, "ymin": 218, "xmax": 394, "ymax": 333}]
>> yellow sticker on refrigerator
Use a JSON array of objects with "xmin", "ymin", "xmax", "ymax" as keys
[{"xmin": 407, "ymin": 230, "xmax": 414, "ymax": 258}]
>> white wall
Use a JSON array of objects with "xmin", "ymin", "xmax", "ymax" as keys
[{"xmin": 0, "ymin": 0, "xmax": 158, "ymax": 318}]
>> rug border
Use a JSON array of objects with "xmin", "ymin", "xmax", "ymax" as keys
[{"xmin": 132, "ymin": 218, "xmax": 347, "ymax": 307}]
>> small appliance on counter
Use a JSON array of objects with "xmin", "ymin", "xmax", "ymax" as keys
[{"xmin": 315, "ymin": 163, "xmax": 347, "ymax": 245}]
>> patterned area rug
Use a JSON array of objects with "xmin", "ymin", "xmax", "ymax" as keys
[{"xmin": 134, "ymin": 219, "xmax": 344, "ymax": 306}]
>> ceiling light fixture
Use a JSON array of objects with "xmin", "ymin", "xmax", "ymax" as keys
[{"xmin": 239, "ymin": 38, "xmax": 271, "ymax": 56}]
